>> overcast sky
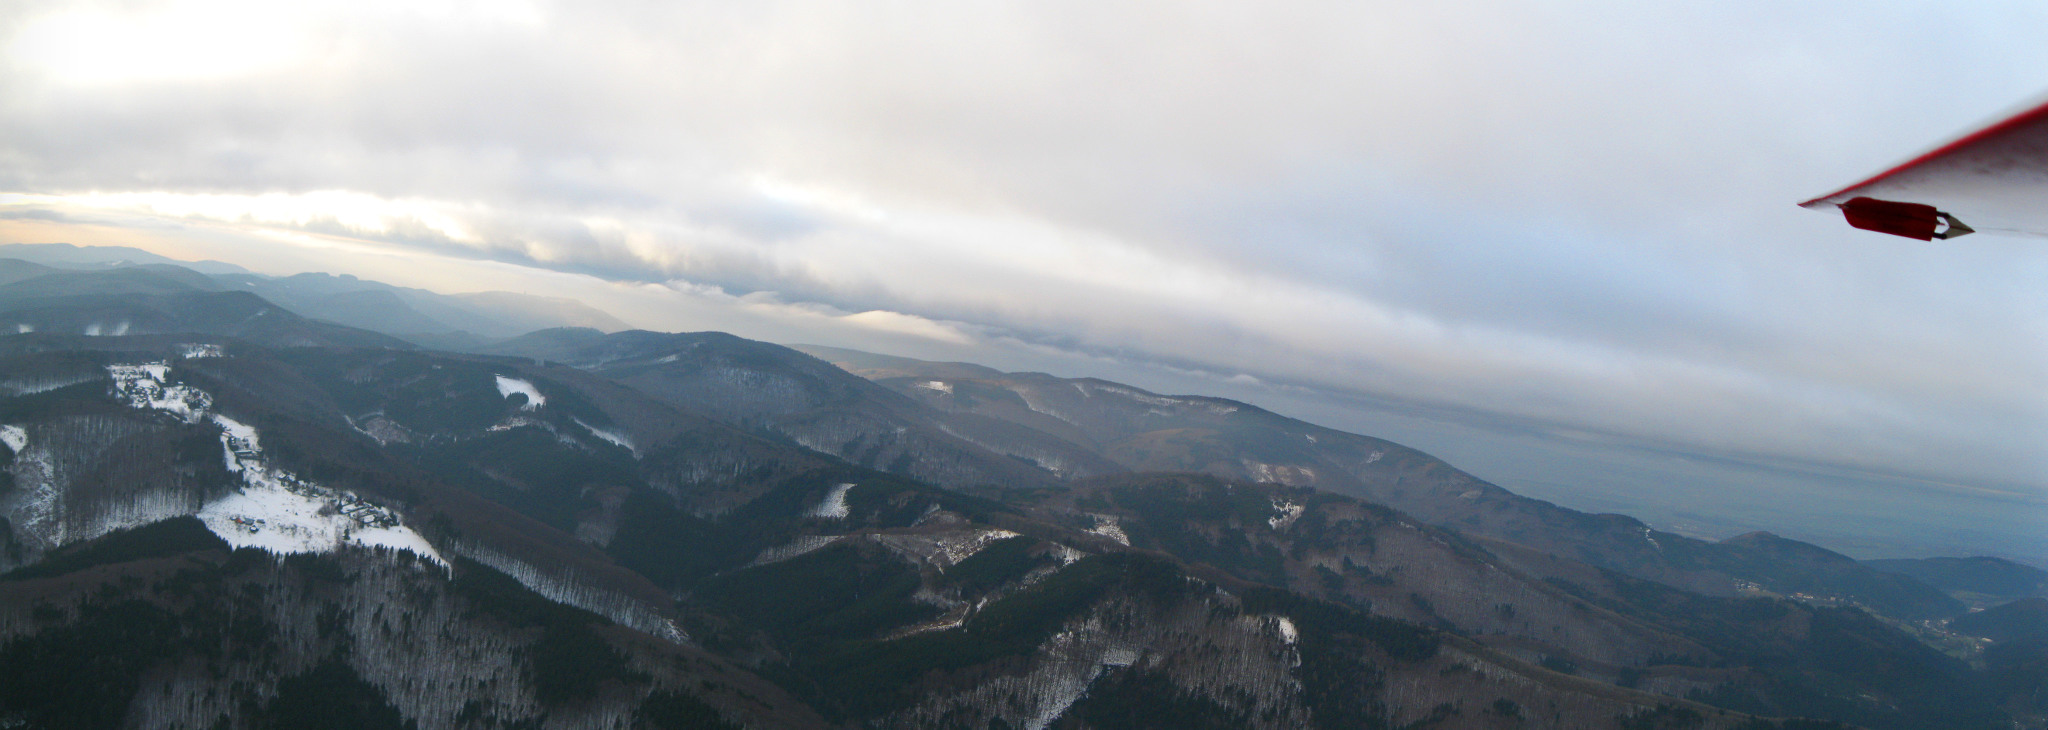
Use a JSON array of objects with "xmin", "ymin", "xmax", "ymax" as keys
[{"xmin": 2, "ymin": 1, "xmax": 2044, "ymax": 557}]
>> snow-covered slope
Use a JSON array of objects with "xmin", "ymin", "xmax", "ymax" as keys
[
  {"xmin": 494, "ymin": 375, "xmax": 546, "ymax": 410},
  {"xmin": 109, "ymin": 359, "xmax": 445, "ymax": 567}
]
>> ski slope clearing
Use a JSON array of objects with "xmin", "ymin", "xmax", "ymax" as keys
[{"xmin": 494, "ymin": 375, "xmax": 546, "ymax": 410}]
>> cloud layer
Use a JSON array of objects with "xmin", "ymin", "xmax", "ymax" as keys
[{"xmin": 2, "ymin": 1, "xmax": 2045, "ymax": 547}]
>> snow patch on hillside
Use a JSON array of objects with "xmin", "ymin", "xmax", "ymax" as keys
[
  {"xmin": 1244, "ymin": 461, "xmax": 1317, "ymax": 487},
  {"xmin": 0, "ymin": 425, "xmax": 24, "ymax": 454},
  {"xmin": 201, "ymin": 414, "xmax": 445, "ymax": 567},
  {"xmin": 1092, "ymin": 383, "xmax": 1181, "ymax": 408},
  {"xmin": 1268, "ymin": 499, "xmax": 1305, "ymax": 530},
  {"xmin": 108, "ymin": 362, "xmax": 211, "ymax": 421},
  {"xmin": 809, "ymin": 482, "xmax": 854, "ymax": 519},
  {"xmin": 105, "ymin": 361, "xmax": 446, "ymax": 568},
  {"xmin": 1049, "ymin": 543, "xmax": 1088, "ymax": 565},
  {"xmin": 179, "ymin": 343, "xmax": 224, "ymax": 359},
  {"xmin": 485, "ymin": 416, "xmax": 542, "ymax": 433},
  {"xmin": 1082, "ymin": 383, "xmax": 1239, "ymax": 416},
  {"xmin": 934, "ymin": 421, "xmax": 1081, "ymax": 478},
  {"xmin": 876, "ymin": 528, "xmax": 1022, "ymax": 569},
  {"xmin": 351, "ymin": 414, "xmax": 415, "ymax": 445},
  {"xmin": 12, "ymin": 447, "xmax": 59, "ymax": 545},
  {"xmin": 494, "ymin": 375, "xmax": 545, "ymax": 410},
  {"xmin": 1020, "ymin": 616, "xmax": 1148, "ymax": 729},
  {"xmin": 752, "ymin": 535, "xmax": 845, "ymax": 566},
  {"xmin": 887, "ymin": 607, "xmax": 972, "ymax": 640},
  {"xmin": 196, "ymin": 474, "xmax": 445, "ymax": 569},
  {"xmin": 1086, "ymin": 514, "xmax": 1129, "ymax": 546},
  {"xmin": 1023, "ymin": 665, "xmax": 1101, "ymax": 730},
  {"xmin": 1016, "ymin": 389, "xmax": 1082, "ymax": 426},
  {"xmin": 1271, "ymin": 615, "xmax": 1299, "ymax": 644},
  {"xmin": 0, "ymin": 372, "xmax": 95, "ymax": 396},
  {"xmin": 938, "ymin": 529, "xmax": 1020, "ymax": 564},
  {"xmin": 213, "ymin": 414, "xmax": 260, "ymax": 457},
  {"xmin": 573, "ymin": 417, "xmax": 636, "ymax": 455},
  {"xmin": 454, "ymin": 540, "xmax": 685, "ymax": 642}
]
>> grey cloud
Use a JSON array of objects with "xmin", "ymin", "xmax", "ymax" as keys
[{"xmin": 0, "ymin": 206, "xmax": 71, "ymax": 222}]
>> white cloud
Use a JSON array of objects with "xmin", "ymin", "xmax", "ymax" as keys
[{"xmin": 11, "ymin": 2, "xmax": 309, "ymax": 85}]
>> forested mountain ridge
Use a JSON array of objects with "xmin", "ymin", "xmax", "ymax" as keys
[
  {"xmin": 796, "ymin": 344, "xmax": 1965, "ymax": 622},
  {"xmin": 483, "ymin": 328, "xmax": 1127, "ymax": 491},
  {"xmin": 0, "ymin": 332, "xmax": 1812, "ymax": 728},
  {"xmin": 0, "ymin": 251, "xmax": 2025, "ymax": 728}
]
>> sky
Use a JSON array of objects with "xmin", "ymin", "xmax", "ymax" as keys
[{"xmin": 2, "ymin": 0, "xmax": 2044, "ymax": 559}]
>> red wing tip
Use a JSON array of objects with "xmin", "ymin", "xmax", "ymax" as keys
[{"xmin": 1800, "ymin": 96, "xmax": 2048, "ymax": 215}]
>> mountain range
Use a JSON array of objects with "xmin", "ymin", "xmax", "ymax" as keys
[
  {"xmin": 0, "ymin": 243, "xmax": 629, "ymax": 344},
  {"xmin": 0, "ymin": 244, "xmax": 2040, "ymax": 729}
]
